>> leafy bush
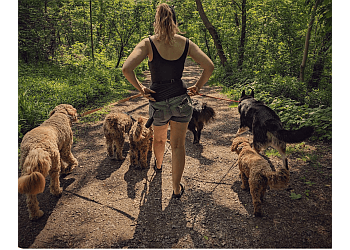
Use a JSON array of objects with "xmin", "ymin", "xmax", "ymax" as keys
[
  {"xmin": 18, "ymin": 53, "xmax": 146, "ymax": 143},
  {"xmin": 212, "ymin": 68, "xmax": 332, "ymax": 141}
]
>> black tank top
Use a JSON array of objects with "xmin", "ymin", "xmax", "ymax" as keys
[
  {"xmin": 148, "ymin": 37, "xmax": 189, "ymax": 102},
  {"xmin": 148, "ymin": 37, "xmax": 189, "ymax": 83}
]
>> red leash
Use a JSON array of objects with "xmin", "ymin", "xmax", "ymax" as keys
[
  {"xmin": 79, "ymin": 92, "xmax": 238, "ymax": 118},
  {"xmin": 79, "ymin": 93, "xmax": 142, "ymax": 117},
  {"xmin": 198, "ymin": 93, "xmax": 239, "ymax": 103}
]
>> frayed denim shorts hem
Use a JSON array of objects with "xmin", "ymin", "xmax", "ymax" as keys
[{"xmin": 149, "ymin": 94, "xmax": 193, "ymax": 126}]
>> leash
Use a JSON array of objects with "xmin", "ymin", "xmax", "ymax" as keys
[
  {"xmin": 79, "ymin": 91, "xmax": 238, "ymax": 121},
  {"xmin": 79, "ymin": 93, "xmax": 142, "ymax": 117},
  {"xmin": 198, "ymin": 93, "xmax": 239, "ymax": 103}
]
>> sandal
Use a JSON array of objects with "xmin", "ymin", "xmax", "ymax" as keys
[
  {"xmin": 172, "ymin": 183, "xmax": 184, "ymax": 199},
  {"xmin": 153, "ymin": 159, "xmax": 162, "ymax": 172}
]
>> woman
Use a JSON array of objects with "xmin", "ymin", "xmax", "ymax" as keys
[{"xmin": 122, "ymin": 4, "xmax": 214, "ymax": 199}]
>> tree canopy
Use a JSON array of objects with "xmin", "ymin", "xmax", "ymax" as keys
[{"xmin": 18, "ymin": 0, "xmax": 332, "ymax": 141}]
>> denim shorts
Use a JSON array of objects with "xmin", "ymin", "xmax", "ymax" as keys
[{"xmin": 149, "ymin": 94, "xmax": 193, "ymax": 126}]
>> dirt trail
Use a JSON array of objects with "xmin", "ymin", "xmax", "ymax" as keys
[{"xmin": 18, "ymin": 60, "xmax": 332, "ymax": 248}]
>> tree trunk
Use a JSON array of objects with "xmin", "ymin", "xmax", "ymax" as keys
[
  {"xmin": 203, "ymin": 27, "xmax": 212, "ymax": 59},
  {"xmin": 90, "ymin": 0, "xmax": 94, "ymax": 63},
  {"xmin": 195, "ymin": 0, "xmax": 227, "ymax": 67},
  {"xmin": 299, "ymin": 0, "xmax": 321, "ymax": 82},
  {"xmin": 237, "ymin": 0, "xmax": 247, "ymax": 70}
]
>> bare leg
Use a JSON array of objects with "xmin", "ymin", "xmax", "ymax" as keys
[
  {"xmin": 152, "ymin": 123, "xmax": 168, "ymax": 169},
  {"xmin": 169, "ymin": 121, "xmax": 188, "ymax": 195}
]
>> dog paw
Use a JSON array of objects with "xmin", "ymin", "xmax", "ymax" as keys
[
  {"xmin": 30, "ymin": 210, "xmax": 44, "ymax": 220},
  {"xmin": 50, "ymin": 187, "xmax": 63, "ymax": 197},
  {"xmin": 62, "ymin": 164, "xmax": 77, "ymax": 174}
]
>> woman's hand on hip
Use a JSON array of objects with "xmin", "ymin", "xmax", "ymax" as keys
[
  {"xmin": 141, "ymin": 86, "xmax": 156, "ymax": 101},
  {"xmin": 187, "ymin": 85, "xmax": 199, "ymax": 96}
]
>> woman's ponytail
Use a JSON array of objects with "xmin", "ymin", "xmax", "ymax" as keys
[{"xmin": 153, "ymin": 4, "xmax": 182, "ymax": 45}]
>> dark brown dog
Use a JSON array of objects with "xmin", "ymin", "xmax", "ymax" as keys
[
  {"xmin": 231, "ymin": 137, "xmax": 290, "ymax": 217},
  {"xmin": 188, "ymin": 99, "xmax": 215, "ymax": 144}
]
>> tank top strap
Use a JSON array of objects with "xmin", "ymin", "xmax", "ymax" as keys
[
  {"xmin": 149, "ymin": 37, "xmax": 161, "ymax": 59},
  {"xmin": 149, "ymin": 36, "xmax": 189, "ymax": 61},
  {"xmin": 183, "ymin": 38, "xmax": 189, "ymax": 58}
]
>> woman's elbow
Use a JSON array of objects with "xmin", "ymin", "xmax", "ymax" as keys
[
  {"xmin": 206, "ymin": 61, "xmax": 214, "ymax": 73},
  {"xmin": 121, "ymin": 65, "xmax": 128, "ymax": 76},
  {"xmin": 209, "ymin": 61, "xmax": 215, "ymax": 72},
  {"xmin": 122, "ymin": 64, "xmax": 133, "ymax": 77}
]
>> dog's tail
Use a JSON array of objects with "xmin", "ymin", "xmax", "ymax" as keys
[
  {"xmin": 18, "ymin": 149, "xmax": 51, "ymax": 195},
  {"xmin": 132, "ymin": 117, "xmax": 145, "ymax": 142},
  {"xmin": 266, "ymin": 168, "xmax": 290, "ymax": 190},
  {"xmin": 276, "ymin": 126, "xmax": 314, "ymax": 143},
  {"xmin": 201, "ymin": 103, "xmax": 216, "ymax": 124}
]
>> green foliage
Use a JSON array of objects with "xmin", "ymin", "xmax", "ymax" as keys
[
  {"xmin": 290, "ymin": 192, "xmax": 302, "ymax": 200},
  {"xmin": 18, "ymin": 0, "xmax": 332, "ymax": 143},
  {"xmin": 216, "ymin": 70, "xmax": 331, "ymax": 141},
  {"xmin": 18, "ymin": 55, "xmax": 146, "ymax": 142}
]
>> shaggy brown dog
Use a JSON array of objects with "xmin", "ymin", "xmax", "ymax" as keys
[
  {"xmin": 103, "ymin": 112, "xmax": 134, "ymax": 160},
  {"xmin": 231, "ymin": 137, "xmax": 290, "ymax": 217},
  {"xmin": 188, "ymin": 99, "xmax": 215, "ymax": 144},
  {"xmin": 18, "ymin": 104, "xmax": 78, "ymax": 220},
  {"xmin": 129, "ymin": 116, "xmax": 153, "ymax": 168}
]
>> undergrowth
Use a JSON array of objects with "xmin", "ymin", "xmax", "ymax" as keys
[
  {"xmin": 18, "ymin": 56, "xmax": 147, "ymax": 143},
  {"xmin": 211, "ymin": 66, "xmax": 332, "ymax": 141}
]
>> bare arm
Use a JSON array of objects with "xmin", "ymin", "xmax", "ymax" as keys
[
  {"xmin": 122, "ymin": 38, "xmax": 156, "ymax": 101},
  {"xmin": 187, "ymin": 40, "xmax": 214, "ymax": 95}
]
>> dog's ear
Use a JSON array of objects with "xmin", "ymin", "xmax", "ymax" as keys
[
  {"xmin": 49, "ymin": 104, "xmax": 65, "ymax": 117},
  {"xmin": 49, "ymin": 106, "xmax": 59, "ymax": 117},
  {"xmin": 49, "ymin": 110, "xmax": 55, "ymax": 117},
  {"xmin": 241, "ymin": 90, "xmax": 246, "ymax": 98},
  {"xmin": 250, "ymin": 90, "xmax": 254, "ymax": 97},
  {"xmin": 65, "ymin": 105, "xmax": 78, "ymax": 122},
  {"xmin": 231, "ymin": 140, "xmax": 238, "ymax": 153}
]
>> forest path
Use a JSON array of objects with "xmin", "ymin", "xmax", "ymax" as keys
[{"xmin": 18, "ymin": 60, "xmax": 332, "ymax": 248}]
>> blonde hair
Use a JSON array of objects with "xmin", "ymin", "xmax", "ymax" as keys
[{"xmin": 153, "ymin": 4, "xmax": 182, "ymax": 45}]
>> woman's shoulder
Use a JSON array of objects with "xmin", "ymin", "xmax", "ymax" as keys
[
  {"xmin": 174, "ymin": 34, "xmax": 189, "ymax": 42},
  {"xmin": 138, "ymin": 37, "xmax": 152, "ymax": 48}
]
